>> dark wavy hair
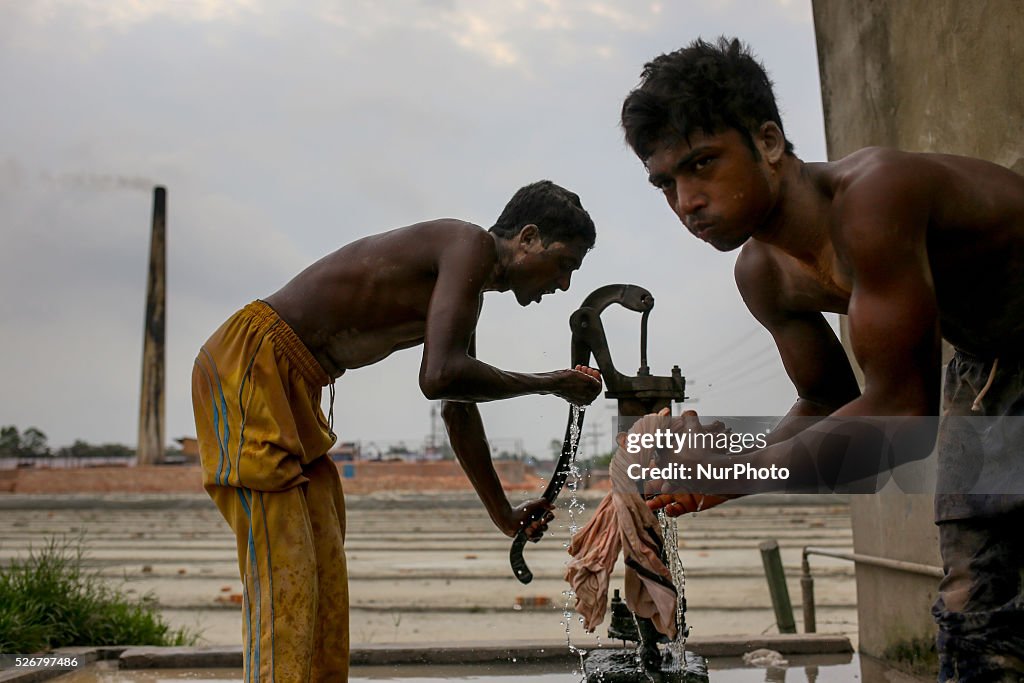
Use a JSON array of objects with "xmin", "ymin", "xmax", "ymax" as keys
[
  {"xmin": 490, "ymin": 180, "xmax": 595, "ymax": 248},
  {"xmin": 621, "ymin": 37, "xmax": 794, "ymax": 161}
]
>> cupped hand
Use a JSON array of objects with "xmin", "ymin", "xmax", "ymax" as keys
[
  {"xmin": 646, "ymin": 492, "xmax": 730, "ymax": 516},
  {"xmin": 555, "ymin": 365, "xmax": 602, "ymax": 406}
]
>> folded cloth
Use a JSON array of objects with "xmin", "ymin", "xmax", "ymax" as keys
[{"xmin": 565, "ymin": 414, "xmax": 678, "ymax": 638}]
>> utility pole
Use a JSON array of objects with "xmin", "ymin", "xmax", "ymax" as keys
[
  {"xmin": 429, "ymin": 402, "xmax": 437, "ymax": 452},
  {"xmin": 585, "ymin": 421, "xmax": 605, "ymax": 460}
]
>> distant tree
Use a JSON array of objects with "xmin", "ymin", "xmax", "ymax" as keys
[
  {"xmin": 56, "ymin": 441, "xmax": 134, "ymax": 460},
  {"xmin": 588, "ymin": 449, "xmax": 615, "ymax": 469},
  {"xmin": 386, "ymin": 442, "xmax": 411, "ymax": 456},
  {"xmin": 0, "ymin": 426, "xmax": 50, "ymax": 459},
  {"xmin": 0, "ymin": 426, "xmax": 20, "ymax": 458},
  {"xmin": 20, "ymin": 427, "xmax": 50, "ymax": 458}
]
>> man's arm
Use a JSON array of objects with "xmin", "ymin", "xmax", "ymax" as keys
[
  {"xmin": 442, "ymin": 394, "xmax": 554, "ymax": 540},
  {"xmin": 418, "ymin": 230, "xmax": 600, "ymax": 405},
  {"xmin": 833, "ymin": 170, "xmax": 942, "ymax": 418},
  {"xmin": 753, "ymin": 174, "xmax": 941, "ymax": 477},
  {"xmin": 441, "ymin": 334, "xmax": 593, "ymax": 539},
  {"xmin": 420, "ymin": 229, "xmax": 599, "ymax": 537},
  {"xmin": 735, "ymin": 242, "xmax": 862, "ymax": 443}
]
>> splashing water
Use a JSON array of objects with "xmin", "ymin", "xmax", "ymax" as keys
[
  {"xmin": 559, "ymin": 406, "xmax": 692, "ymax": 682},
  {"xmin": 559, "ymin": 406, "xmax": 693, "ymax": 682},
  {"xmin": 660, "ymin": 510, "xmax": 690, "ymax": 662},
  {"xmin": 557, "ymin": 404, "xmax": 593, "ymax": 681}
]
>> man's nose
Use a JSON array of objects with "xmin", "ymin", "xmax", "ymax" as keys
[
  {"xmin": 558, "ymin": 274, "xmax": 571, "ymax": 291},
  {"xmin": 674, "ymin": 185, "xmax": 706, "ymax": 219}
]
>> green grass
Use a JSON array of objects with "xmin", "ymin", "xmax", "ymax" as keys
[
  {"xmin": 883, "ymin": 635, "xmax": 939, "ymax": 677},
  {"xmin": 0, "ymin": 536, "xmax": 199, "ymax": 653}
]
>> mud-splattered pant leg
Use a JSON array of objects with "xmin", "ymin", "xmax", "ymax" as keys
[
  {"xmin": 207, "ymin": 458, "xmax": 348, "ymax": 682},
  {"xmin": 933, "ymin": 515, "xmax": 1024, "ymax": 683}
]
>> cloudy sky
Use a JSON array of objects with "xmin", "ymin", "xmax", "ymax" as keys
[{"xmin": 1, "ymin": 0, "xmax": 831, "ymax": 461}]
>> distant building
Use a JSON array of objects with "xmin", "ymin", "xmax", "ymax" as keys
[
  {"xmin": 330, "ymin": 441, "xmax": 361, "ymax": 462},
  {"xmin": 173, "ymin": 437, "xmax": 201, "ymax": 465}
]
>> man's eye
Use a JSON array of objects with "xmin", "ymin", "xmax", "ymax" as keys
[{"xmin": 694, "ymin": 157, "xmax": 713, "ymax": 171}]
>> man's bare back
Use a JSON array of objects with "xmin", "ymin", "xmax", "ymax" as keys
[
  {"xmin": 263, "ymin": 217, "xmax": 595, "ymax": 404},
  {"xmin": 265, "ymin": 220, "xmax": 492, "ymax": 376}
]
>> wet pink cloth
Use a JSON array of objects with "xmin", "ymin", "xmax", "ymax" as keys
[{"xmin": 565, "ymin": 415, "xmax": 678, "ymax": 638}]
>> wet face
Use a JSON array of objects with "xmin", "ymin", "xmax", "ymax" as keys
[
  {"xmin": 507, "ymin": 229, "xmax": 588, "ymax": 306},
  {"xmin": 644, "ymin": 128, "xmax": 776, "ymax": 252}
]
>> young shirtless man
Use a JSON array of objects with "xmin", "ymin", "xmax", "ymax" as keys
[
  {"xmin": 620, "ymin": 38, "xmax": 1024, "ymax": 681},
  {"xmin": 191, "ymin": 180, "xmax": 602, "ymax": 682}
]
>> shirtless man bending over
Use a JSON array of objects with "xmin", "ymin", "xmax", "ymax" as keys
[
  {"xmin": 621, "ymin": 38, "xmax": 1024, "ymax": 681},
  {"xmin": 191, "ymin": 180, "xmax": 602, "ymax": 682}
]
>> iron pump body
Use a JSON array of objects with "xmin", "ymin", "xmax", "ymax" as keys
[
  {"xmin": 570, "ymin": 284, "xmax": 687, "ymax": 422},
  {"xmin": 573, "ymin": 284, "xmax": 691, "ymax": 652},
  {"xmin": 508, "ymin": 284, "xmax": 688, "ymax": 585}
]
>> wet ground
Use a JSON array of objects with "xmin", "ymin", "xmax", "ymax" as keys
[
  {"xmin": 50, "ymin": 653, "xmax": 933, "ymax": 682},
  {"xmin": 0, "ymin": 491, "xmax": 857, "ymax": 648}
]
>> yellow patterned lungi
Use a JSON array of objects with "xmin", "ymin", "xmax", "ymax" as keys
[{"xmin": 191, "ymin": 300, "xmax": 349, "ymax": 682}]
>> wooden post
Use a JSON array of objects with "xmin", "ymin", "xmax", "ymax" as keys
[
  {"xmin": 759, "ymin": 539, "xmax": 796, "ymax": 634},
  {"xmin": 801, "ymin": 551, "xmax": 817, "ymax": 633},
  {"xmin": 137, "ymin": 186, "xmax": 166, "ymax": 465}
]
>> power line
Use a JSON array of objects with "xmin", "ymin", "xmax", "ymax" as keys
[
  {"xmin": 683, "ymin": 326, "xmax": 769, "ymax": 370},
  {"xmin": 696, "ymin": 346, "xmax": 779, "ymax": 387}
]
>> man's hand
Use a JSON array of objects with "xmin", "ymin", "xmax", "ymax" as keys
[
  {"xmin": 613, "ymin": 407, "xmax": 733, "ymax": 517},
  {"xmin": 502, "ymin": 498, "xmax": 555, "ymax": 541},
  {"xmin": 552, "ymin": 365, "xmax": 602, "ymax": 406},
  {"xmin": 646, "ymin": 492, "xmax": 732, "ymax": 517}
]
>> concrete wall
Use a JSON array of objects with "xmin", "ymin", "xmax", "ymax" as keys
[
  {"xmin": 813, "ymin": 0, "xmax": 1024, "ymax": 170},
  {"xmin": 811, "ymin": 0, "xmax": 1024, "ymax": 666}
]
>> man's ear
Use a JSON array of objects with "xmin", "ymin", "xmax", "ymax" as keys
[
  {"xmin": 756, "ymin": 122, "xmax": 786, "ymax": 165},
  {"xmin": 518, "ymin": 224, "xmax": 540, "ymax": 249}
]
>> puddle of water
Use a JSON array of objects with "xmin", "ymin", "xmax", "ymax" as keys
[{"xmin": 51, "ymin": 653, "xmax": 927, "ymax": 682}]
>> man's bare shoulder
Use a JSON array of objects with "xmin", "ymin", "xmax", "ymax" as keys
[
  {"xmin": 818, "ymin": 148, "xmax": 941, "ymax": 255},
  {"xmin": 734, "ymin": 240, "xmax": 788, "ymax": 320},
  {"xmin": 825, "ymin": 146, "xmax": 933, "ymax": 195},
  {"xmin": 735, "ymin": 239, "xmax": 779, "ymax": 285},
  {"xmin": 826, "ymin": 146, "xmax": 1023, "ymax": 213},
  {"xmin": 385, "ymin": 218, "xmax": 487, "ymax": 243},
  {"xmin": 360, "ymin": 218, "xmax": 497, "ymax": 265},
  {"xmin": 419, "ymin": 219, "xmax": 499, "ymax": 267}
]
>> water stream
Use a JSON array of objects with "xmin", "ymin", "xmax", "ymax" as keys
[
  {"xmin": 555, "ymin": 404, "xmax": 597, "ymax": 682},
  {"xmin": 557, "ymin": 405, "xmax": 697, "ymax": 682}
]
